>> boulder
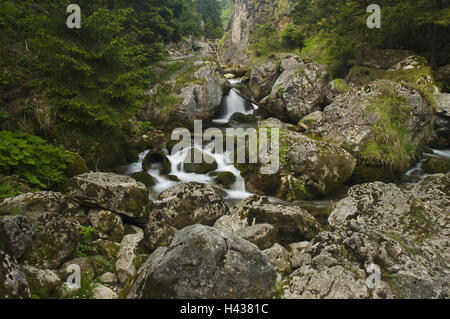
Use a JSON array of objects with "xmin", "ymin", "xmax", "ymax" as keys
[
  {"xmin": 131, "ymin": 171, "xmax": 156, "ymax": 188},
  {"xmin": 249, "ymin": 60, "xmax": 280, "ymax": 101},
  {"xmin": 144, "ymin": 221, "xmax": 176, "ymax": 251},
  {"xmin": 59, "ymin": 257, "xmax": 96, "ymax": 282},
  {"xmin": 67, "ymin": 173, "xmax": 151, "ymax": 222},
  {"xmin": 411, "ymin": 173, "xmax": 449, "ymax": 211},
  {"xmin": 326, "ymin": 180, "xmax": 449, "ymax": 298},
  {"xmin": 175, "ymin": 64, "xmax": 224, "ymax": 126},
  {"xmin": 387, "ymin": 55, "xmax": 440, "ymax": 95},
  {"xmin": 213, "ymin": 213, "xmax": 248, "ymax": 233},
  {"xmin": 0, "ymin": 250, "xmax": 31, "ymax": 299},
  {"xmin": 260, "ymin": 58, "xmax": 330, "ymax": 123},
  {"xmin": 150, "ymin": 182, "xmax": 229, "ymax": 230},
  {"xmin": 99, "ymin": 272, "xmax": 118, "ymax": 285},
  {"xmin": 0, "ymin": 215, "xmax": 33, "ymax": 258},
  {"xmin": 92, "ymin": 284, "xmax": 118, "ymax": 299},
  {"xmin": 214, "ymin": 171, "xmax": 236, "ymax": 189},
  {"xmin": 315, "ymin": 80, "xmax": 435, "ymax": 177},
  {"xmin": 235, "ymin": 224, "xmax": 277, "ymax": 250},
  {"xmin": 243, "ymin": 196, "xmax": 320, "ymax": 243},
  {"xmin": 23, "ymin": 265, "xmax": 65, "ymax": 299},
  {"xmin": 20, "ymin": 213, "xmax": 80, "ymax": 269},
  {"xmin": 238, "ymin": 122, "xmax": 356, "ymax": 200},
  {"xmin": 142, "ymin": 150, "xmax": 171, "ymax": 174},
  {"xmin": 87, "ymin": 209, "xmax": 124, "ymax": 243},
  {"xmin": 263, "ymin": 243, "xmax": 292, "ymax": 275},
  {"xmin": 125, "ymin": 224, "xmax": 277, "ymax": 299},
  {"xmin": 0, "ymin": 191, "xmax": 68, "ymax": 218},
  {"xmin": 116, "ymin": 226, "xmax": 144, "ymax": 286}
]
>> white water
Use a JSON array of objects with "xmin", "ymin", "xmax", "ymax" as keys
[
  {"xmin": 403, "ymin": 148, "xmax": 450, "ymax": 184},
  {"xmin": 123, "ymin": 79, "xmax": 260, "ymax": 200},
  {"xmin": 212, "ymin": 79, "xmax": 258, "ymax": 124}
]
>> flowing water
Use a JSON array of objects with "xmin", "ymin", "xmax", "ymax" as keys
[
  {"xmin": 119, "ymin": 79, "xmax": 450, "ymax": 204},
  {"xmin": 402, "ymin": 148, "xmax": 450, "ymax": 184},
  {"xmin": 120, "ymin": 79, "xmax": 258, "ymax": 201}
]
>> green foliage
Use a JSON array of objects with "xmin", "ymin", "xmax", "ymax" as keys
[
  {"xmin": 250, "ymin": 23, "xmax": 283, "ymax": 60},
  {"xmin": 280, "ymin": 24, "xmax": 304, "ymax": 50},
  {"xmin": 75, "ymin": 226, "xmax": 96, "ymax": 258},
  {"xmin": 0, "ymin": 131, "xmax": 73, "ymax": 189},
  {"xmin": 139, "ymin": 121, "xmax": 154, "ymax": 132},
  {"xmin": 0, "ymin": 183, "xmax": 21, "ymax": 199}
]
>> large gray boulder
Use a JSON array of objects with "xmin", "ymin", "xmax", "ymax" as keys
[
  {"xmin": 238, "ymin": 119, "xmax": 356, "ymax": 201},
  {"xmin": 67, "ymin": 172, "xmax": 150, "ymax": 222},
  {"xmin": 325, "ymin": 179, "xmax": 449, "ymax": 299},
  {"xmin": 116, "ymin": 226, "xmax": 144, "ymax": 286},
  {"xmin": 149, "ymin": 182, "xmax": 229, "ymax": 229},
  {"xmin": 315, "ymin": 80, "xmax": 435, "ymax": 176},
  {"xmin": 259, "ymin": 58, "xmax": 331, "ymax": 123},
  {"xmin": 235, "ymin": 224, "xmax": 277, "ymax": 250},
  {"xmin": 145, "ymin": 183, "xmax": 229, "ymax": 251},
  {"xmin": 0, "ymin": 250, "xmax": 31, "ymax": 299},
  {"xmin": 20, "ymin": 213, "xmax": 80, "ymax": 269},
  {"xmin": 242, "ymin": 196, "xmax": 320, "ymax": 243},
  {"xmin": 175, "ymin": 64, "xmax": 224, "ymax": 126},
  {"xmin": 0, "ymin": 215, "xmax": 33, "ymax": 259},
  {"xmin": 126, "ymin": 224, "xmax": 277, "ymax": 299},
  {"xmin": 249, "ymin": 60, "xmax": 280, "ymax": 101},
  {"xmin": 0, "ymin": 191, "xmax": 68, "ymax": 218}
]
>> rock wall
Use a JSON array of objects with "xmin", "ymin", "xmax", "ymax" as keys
[{"xmin": 218, "ymin": 0, "xmax": 294, "ymax": 66}]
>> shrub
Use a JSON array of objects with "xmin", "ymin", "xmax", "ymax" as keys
[
  {"xmin": 0, "ymin": 131, "xmax": 74, "ymax": 189},
  {"xmin": 280, "ymin": 24, "xmax": 304, "ymax": 50}
]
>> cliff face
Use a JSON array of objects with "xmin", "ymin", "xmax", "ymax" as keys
[{"xmin": 218, "ymin": 0, "xmax": 293, "ymax": 66}]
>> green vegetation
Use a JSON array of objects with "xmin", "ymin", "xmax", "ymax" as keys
[
  {"xmin": 75, "ymin": 226, "xmax": 97, "ymax": 258},
  {"xmin": 360, "ymin": 93, "xmax": 415, "ymax": 171},
  {"xmin": 332, "ymin": 79, "xmax": 350, "ymax": 94},
  {"xmin": 280, "ymin": 24, "xmax": 305, "ymax": 50},
  {"xmin": 294, "ymin": 0, "xmax": 450, "ymax": 76},
  {"xmin": 0, "ymin": 131, "xmax": 73, "ymax": 189},
  {"xmin": 63, "ymin": 278, "xmax": 99, "ymax": 299}
]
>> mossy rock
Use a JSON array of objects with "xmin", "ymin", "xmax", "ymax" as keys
[
  {"xmin": 214, "ymin": 172, "xmax": 236, "ymax": 189},
  {"xmin": 423, "ymin": 157, "xmax": 450, "ymax": 174},
  {"xmin": 24, "ymin": 267, "xmax": 64, "ymax": 299},
  {"xmin": 350, "ymin": 165, "xmax": 398, "ymax": 184},
  {"xmin": 142, "ymin": 150, "xmax": 172, "ymax": 174},
  {"xmin": 65, "ymin": 153, "xmax": 88, "ymax": 178},
  {"xmin": 125, "ymin": 148, "xmax": 139, "ymax": 163},
  {"xmin": 167, "ymin": 175, "xmax": 180, "ymax": 182},
  {"xmin": 183, "ymin": 149, "xmax": 218, "ymax": 174},
  {"xmin": 132, "ymin": 171, "xmax": 156, "ymax": 187}
]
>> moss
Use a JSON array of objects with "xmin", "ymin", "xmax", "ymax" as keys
[
  {"xmin": 385, "ymin": 232, "xmax": 419, "ymax": 256},
  {"xmin": 359, "ymin": 94, "xmax": 415, "ymax": 172},
  {"xmin": 126, "ymin": 187, "xmax": 150, "ymax": 220},
  {"xmin": 218, "ymin": 31, "xmax": 230, "ymax": 49},
  {"xmin": 332, "ymin": 78, "xmax": 350, "ymax": 94},
  {"xmin": 214, "ymin": 171, "xmax": 236, "ymax": 189},
  {"xmin": 26, "ymin": 273, "xmax": 63, "ymax": 299},
  {"xmin": 423, "ymin": 157, "xmax": 450, "ymax": 174},
  {"xmin": 294, "ymin": 182, "xmax": 313, "ymax": 201},
  {"xmin": 132, "ymin": 171, "xmax": 156, "ymax": 187}
]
